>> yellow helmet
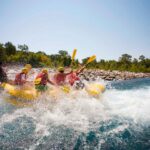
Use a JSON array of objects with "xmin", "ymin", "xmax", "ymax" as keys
[
  {"xmin": 58, "ymin": 67, "xmax": 64, "ymax": 72},
  {"xmin": 25, "ymin": 64, "xmax": 32, "ymax": 70},
  {"xmin": 42, "ymin": 68, "xmax": 48, "ymax": 74},
  {"xmin": 22, "ymin": 68, "xmax": 28, "ymax": 74}
]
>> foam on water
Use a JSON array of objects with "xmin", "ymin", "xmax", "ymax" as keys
[
  {"xmin": 104, "ymin": 87, "xmax": 150, "ymax": 124},
  {"xmin": 0, "ymin": 68, "xmax": 150, "ymax": 149},
  {"xmin": 0, "ymin": 83, "xmax": 150, "ymax": 130}
]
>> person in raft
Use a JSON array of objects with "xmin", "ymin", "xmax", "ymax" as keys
[
  {"xmin": 0, "ymin": 62, "xmax": 8, "ymax": 84},
  {"xmin": 66, "ymin": 66, "xmax": 86, "ymax": 89},
  {"xmin": 34, "ymin": 68, "xmax": 54, "ymax": 92},
  {"xmin": 66, "ymin": 66, "xmax": 85, "ymax": 86},
  {"xmin": 53, "ymin": 67, "xmax": 72, "ymax": 86},
  {"xmin": 14, "ymin": 67, "xmax": 30, "ymax": 86}
]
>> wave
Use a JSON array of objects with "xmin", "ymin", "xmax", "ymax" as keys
[{"xmin": 0, "ymin": 78, "xmax": 150, "ymax": 149}]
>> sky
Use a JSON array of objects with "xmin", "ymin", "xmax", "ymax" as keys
[{"xmin": 0, "ymin": 0, "xmax": 150, "ymax": 61}]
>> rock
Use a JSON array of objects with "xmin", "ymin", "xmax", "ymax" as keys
[
  {"xmin": 5, "ymin": 65, "xmax": 150, "ymax": 82},
  {"xmin": 81, "ymin": 69, "xmax": 150, "ymax": 81}
]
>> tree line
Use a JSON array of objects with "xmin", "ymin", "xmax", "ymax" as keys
[{"xmin": 0, "ymin": 42, "xmax": 149, "ymax": 73}]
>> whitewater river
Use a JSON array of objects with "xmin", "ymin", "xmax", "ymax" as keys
[{"xmin": 0, "ymin": 76, "xmax": 150, "ymax": 149}]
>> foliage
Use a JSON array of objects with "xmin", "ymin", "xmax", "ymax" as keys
[
  {"xmin": 18, "ymin": 44, "xmax": 29, "ymax": 52},
  {"xmin": 5, "ymin": 42, "xmax": 16, "ymax": 55},
  {"xmin": 0, "ymin": 41, "xmax": 149, "ymax": 72},
  {"xmin": 0, "ymin": 43, "xmax": 6, "ymax": 62}
]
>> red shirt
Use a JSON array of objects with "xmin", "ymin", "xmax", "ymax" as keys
[
  {"xmin": 36, "ymin": 73, "xmax": 49, "ymax": 85},
  {"xmin": 66, "ymin": 72, "xmax": 80, "ymax": 86},
  {"xmin": 15, "ymin": 72, "xmax": 27, "ymax": 85},
  {"xmin": 54, "ymin": 73, "xmax": 67, "ymax": 85}
]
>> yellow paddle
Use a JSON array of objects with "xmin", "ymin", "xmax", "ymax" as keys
[
  {"xmin": 72, "ymin": 49, "xmax": 77, "ymax": 62},
  {"xmin": 85, "ymin": 55, "xmax": 96, "ymax": 65},
  {"xmin": 71, "ymin": 55, "xmax": 96, "ymax": 76},
  {"xmin": 70, "ymin": 49, "xmax": 77, "ymax": 67},
  {"xmin": 34, "ymin": 78, "xmax": 41, "ymax": 85},
  {"xmin": 61, "ymin": 85, "xmax": 70, "ymax": 93}
]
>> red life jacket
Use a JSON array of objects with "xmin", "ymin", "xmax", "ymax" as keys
[
  {"xmin": 54, "ymin": 73, "xmax": 67, "ymax": 85},
  {"xmin": 15, "ymin": 72, "xmax": 26, "ymax": 85},
  {"xmin": 67, "ymin": 72, "xmax": 80, "ymax": 86},
  {"xmin": 36, "ymin": 72, "xmax": 48, "ymax": 85}
]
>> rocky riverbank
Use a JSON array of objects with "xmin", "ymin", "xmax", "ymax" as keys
[
  {"xmin": 79, "ymin": 70, "xmax": 150, "ymax": 81},
  {"xmin": 3, "ymin": 65, "xmax": 150, "ymax": 81}
]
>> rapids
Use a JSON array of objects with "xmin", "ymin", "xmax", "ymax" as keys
[{"xmin": 0, "ymin": 68, "xmax": 150, "ymax": 149}]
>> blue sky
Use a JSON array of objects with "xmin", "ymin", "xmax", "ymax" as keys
[{"xmin": 0, "ymin": 0, "xmax": 150, "ymax": 60}]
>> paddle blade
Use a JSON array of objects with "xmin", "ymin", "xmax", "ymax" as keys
[
  {"xmin": 72, "ymin": 49, "xmax": 77, "ymax": 61},
  {"xmin": 34, "ymin": 78, "xmax": 41, "ymax": 85},
  {"xmin": 86, "ymin": 55, "xmax": 96, "ymax": 64},
  {"xmin": 61, "ymin": 85, "xmax": 70, "ymax": 93}
]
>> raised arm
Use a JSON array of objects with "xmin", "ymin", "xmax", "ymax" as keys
[
  {"xmin": 76, "ymin": 66, "xmax": 86, "ymax": 75},
  {"xmin": 65, "ymin": 70, "xmax": 73, "ymax": 76}
]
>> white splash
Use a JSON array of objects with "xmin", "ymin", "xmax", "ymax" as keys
[{"xmin": 0, "ymin": 67, "xmax": 150, "ymax": 146}]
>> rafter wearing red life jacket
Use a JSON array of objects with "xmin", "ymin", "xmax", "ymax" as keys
[
  {"xmin": 66, "ymin": 72, "xmax": 80, "ymax": 86},
  {"xmin": 54, "ymin": 73, "xmax": 67, "ymax": 85},
  {"xmin": 53, "ymin": 67, "xmax": 72, "ymax": 86},
  {"xmin": 14, "ymin": 68, "xmax": 28, "ymax": 85},
  {"xmin": 34, "ymin": 69, "xmax": 54, "ymax": 86},
  {"xmin": 66, "ymin": 66, "xmax": 85, "ymax": 86},
  {"xmin": 35, "ymin": 72, "xmax": 49, "ymax": 85}
]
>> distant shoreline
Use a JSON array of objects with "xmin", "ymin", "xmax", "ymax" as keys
[
  {"xmin": 4, "ymin": 64, "xmax": 150, "ymax": 81},
  {"xmin": 80, "ymin": 69, "xmax": 150, "ymax": 81}
]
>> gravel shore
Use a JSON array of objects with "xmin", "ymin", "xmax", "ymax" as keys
[
  {"xmin": 79, "ymin": 69, "xmax": 150, "ymax": 81},
  {"xmin": 4, "ymin": 65, "xmax": 150, "ymax": 81}
]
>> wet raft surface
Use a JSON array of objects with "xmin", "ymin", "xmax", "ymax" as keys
[{"xmin": 0, "ymin": 78, "xmax": 150, "ymax": 149}]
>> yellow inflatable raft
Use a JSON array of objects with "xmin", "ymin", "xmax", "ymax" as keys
[
  {"xmin": 85, "ymin": 83, "xmax": 105, "ymax": 97},
  {"xmin": 2, "ymin": 83, "xmax": 38, "ymax": 100},
  {"xmin": 1, "ymin": 83, "xmax": 71, "ymax": 101},
  {"xmin": 1, "ymin": 83, "xmax": 105, "ymax": 106}
]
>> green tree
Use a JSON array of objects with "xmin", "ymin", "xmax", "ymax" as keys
[
  {"xmin": 0, "ymin": 43, "xmax": 6, "ymax": 62},
  {"xmin": 82, "ymin": 57, "xmax": 89, "ymax": 65},
  {"xmin": 139, "ymin": 55, "xmax": 145, "ymax": 61},
  {"xmin": 5, "ymin": 42, "xmax": 16, "ymax": 55},
  {"xmin": 37, "ymin": 51, "xmax": 46, "ymax": 55},
  {"xmin": 58, "ymin": 50, "xmax": 68, "ymax": 57},
  {"xmin": 58, "ymin": 50, "xmax": 71, "ymax": 67},
  {"xmin": 18, "ymin": 44, "xmax": 29, "ymax": 52},
  {"xmin": 119, "ymin": 54, "xmax": 132, "ymax": 62},
  {"xmin": 119, "ymin": 54, "xmax": 132, "ymax": 71},
  {"xmin": 1, "ymin": 41, "xmax": 150, "ymax": 73}
]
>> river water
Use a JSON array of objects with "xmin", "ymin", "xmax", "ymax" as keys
[{"xmin": 0, "ymin": 77, "xmax": 150, "ymax": 150}]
